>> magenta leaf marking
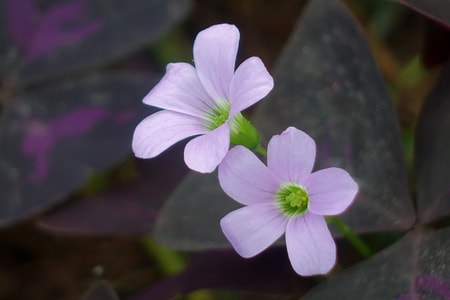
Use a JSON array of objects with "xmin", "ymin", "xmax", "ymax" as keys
[
  {"xmin": 5, "ymin": 0, "xmax": 37, "ymax": 50},
  {"xmin": 398, "ymin": 274, "xmax": 450, "ymax": 300},
  {"xmin": 416, "ymin": 275, "xmax": 450, "ymax": 299},
  {"xmin": 21, "ymin": 106, "xmax": 109, "ymax": 184},
  {"xmin": 6, "ymin": 0, "xmax": 103, "ymax": 62},
  {"xmin": 113, "ymin": 110, "xmax": 135, "ymax": 124}
]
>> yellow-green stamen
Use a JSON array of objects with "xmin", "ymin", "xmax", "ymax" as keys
[
  {"xmin": 205, "ymin": 101, "xmax": 231, "ymax": 131},
  {"xmin": 276, "ymin": 184, "xmax": 309, "ymax": 217}
]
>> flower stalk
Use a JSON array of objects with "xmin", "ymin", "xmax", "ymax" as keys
[{"xmin": 326, "ymin": 216, "xmax": 373, "ymax": 258}]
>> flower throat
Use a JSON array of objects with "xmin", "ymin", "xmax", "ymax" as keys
[{"xmin": 276, "ymin": 184, "xmax": 309, "ymax": 217}]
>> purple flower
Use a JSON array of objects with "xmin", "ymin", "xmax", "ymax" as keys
[
  {"xmin": 219, "ymin": 127, "xmax": 358, "ymax": 276},
  {"xmin": 132, "ymin": 24, "xmax": 274, "ymax": 173}
]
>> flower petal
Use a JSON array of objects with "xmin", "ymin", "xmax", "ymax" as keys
[
  {"xmin": 219, "ymin": 145, "xmax": 280, "ymax": 205},
  {"xmin": 286, "ymin": 213, "xmax": 336, "ymax": 276},
  {"xmin": 268, "ymin": 127, "xmax": 316, "ymax": 184},
  {"xmin": 306, "ymin": 167, "xmax": 358, "ymax": 216},
  {"xmin": 229, "ymin": 56, "xmax": 274, "ymax": 115},
  {"xmin": 193, "ymin": 24, "xmax": 239, "ymax": 101},
  {"xmin": 143, "ymin": 62, "xmax": 213, "ymax": 118},
  {"xmin": 132, "ymin": 110, "xmax": 207, "ymax": 158},
  {"xmin": 221, "ymin": 203, "xmax": 287, "ymax": 258},
  {"xmin": 184, "ymin": 123, "xmax": 230, "ymax": 173}
]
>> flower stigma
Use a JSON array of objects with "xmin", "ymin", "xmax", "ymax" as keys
[{"xmin": 276, "ymin": 184, "xmax": 309, "ymax": 217}]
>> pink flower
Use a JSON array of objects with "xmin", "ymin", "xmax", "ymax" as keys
[
  {"xmin": 132, "ymin": 24, "xmax": 273, "ymax": 173},
  {"xmin": 219, "ymin": 127, "xmax": 358, "ymax": 276}
]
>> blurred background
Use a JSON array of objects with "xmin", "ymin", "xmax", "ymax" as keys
[{"xmin": 0, "ymin": 0, "xmax": 448, "ymax": 299}]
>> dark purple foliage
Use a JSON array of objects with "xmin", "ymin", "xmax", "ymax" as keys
[
  {"xmin": 1, "ymin": 0, "xmax": 450, "ymax": 298},
  {"xmin": 302, "ymin": 227, "xmax": 450, "ymax": 299},
  {"xmin": 0, "ymin": 0, "xmax": 192, "ymax": 224},
  {"xmin": 139, "ymin": 0, "xmax": 450, "ymax": 298},
  {"xmin": 415, "ymin": 61, "xmax": 450, "ymax": 223},
  {"xmin": 21, "ymin": 106, "xmax": 110, "ymax": 183},
  {"xmin": 7, "ymin": 0, "xmax": 103, "ymax": 62},
  {"xmin": 1, "ymin": 0, "xmax": 192, "ymax": 86},
  {"xmin": 39, "ymin": 146, "xmax": 188, "ymax": 235}
]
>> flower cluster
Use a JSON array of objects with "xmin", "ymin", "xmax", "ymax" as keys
[{"xmin": 132, "ymin": 24, "xmax": 358, "ymax": 276}]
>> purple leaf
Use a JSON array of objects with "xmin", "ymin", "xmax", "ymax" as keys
[
  {"xmin": 39, "ymin": 146, "xmax": 188, "ymax": 235},
  {"xmin": 155, "ymin": 172, "xmax": 241, "ymax": 250},
  {"xmin": 1, "ymin": 0, "xmax": 192, "ymax": 86},
  {"xmin": 254, "ymin": 0, "xmax": 414, "ymax": 234},
  {"xmin": 5, "ymin": 0, "xmax": 37, "ymax": 50},
  {"xmin": 21, "ymin": 107, "xmax": 109, "ymax": 183},
  {"xmin": 7, "ymin": 0, "xmax": 103, "ymax": 62},
  {"xmin": 302, "ymin": 227, "xmax": 450, "ymax": 299},
  {"xmin": 415, "ymin": 61, "xmax": 450, "ymax": 223},
  {"xmin": 0, "ymin": 73, "xmax": 159, "ymax": 226}
]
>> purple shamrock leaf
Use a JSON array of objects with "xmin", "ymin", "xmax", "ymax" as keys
[
  {"xmin": 6, "ymin": 0, "xmax": 103, "ymax": 62},
  {"xmin": 399, "ymin": 274, "xmax": 450, "ymax": 300},
  {"xmin": 132, "ymin": 23, "xmax": 273, "ymax": 173},
  {"xmin": 21, "ymin": 106, "xmax": 110, "ymax": 183},
  {"xmin": 218, "ymin": 127, "xmax": 358, "ymax": 276}
]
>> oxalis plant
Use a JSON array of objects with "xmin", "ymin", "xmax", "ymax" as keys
[
  {"xmin": 130, "ymin": 1, "xmax": 450, "ymax": 299},
  {"xmin": 133, "ymin": 23, "xmax": 360, "ymax": 277},
  {"xmin": 1, "ymin": 0, "xmax": 450, "ymax": 299}
]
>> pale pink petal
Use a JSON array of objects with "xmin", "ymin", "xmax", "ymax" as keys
[
  {"xmin": 268, "ymin": 127, "xmax": 316, "ymax": 184},
  {"xmin": 229, "ymin": 56, "xmax": 274, "ymax": 115},
  {"xmin": 184, "ymin": 123, "xmax": 230, "ymax": 173},
  {"xmin": 132, "ymin": 110, "xmax": 206, "ymax": 158},
  {"xmin": 286, "ymin": 213, "xmax": 336, "ymax": 276},
  {"xmin": 193, "ymin": 24, "xmax": 239, "ymax": 101},
  {"xmin": 218, "ymin": 146, "xmax": 280, "ymax": 205},
  {"xmin": 221, "ymin": 203, "xmax": 287, "ymax": 258},
  {"xmin": 306, "ymin": 167, "xmax": 358, "ymax": 216},
  {"xmin": 143, "ymin": 63, "xmax": 213, "ymax": 118}
]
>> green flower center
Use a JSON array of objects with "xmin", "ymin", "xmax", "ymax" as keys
[
  {"xmin": 205, "ymin": 101, "xmax": 231, "ymax": 131},
  {"xmin": 276, "ymin": 184, "xmax": 309, "ymax": 217}
]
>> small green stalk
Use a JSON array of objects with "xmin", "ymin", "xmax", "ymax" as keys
[
  {"xmin": 255, "ymin": 143, "xmax": 267, "ymax": 156},
  {"xmin": 229, "ymin": 112, "xmax": 261, "ymax": 150},
  {"xmin": 140, "ymin": 236, "xmax": 186, "ymax": 275},
  {"xmin": 326, "ymin": 217, "xmax": 372, "ymax": 258}
]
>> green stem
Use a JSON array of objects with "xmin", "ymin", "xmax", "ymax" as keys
[
  {"xmin": 140, "ymin": 236, "xmax": 186, "ymax": 275},
  {"xmin": 255, "ymin": 143, "xmax": 267, "ymax": 157},
  {"xmin": 326, "ymin": 217, "xmax": 372, "ymax": 258}
]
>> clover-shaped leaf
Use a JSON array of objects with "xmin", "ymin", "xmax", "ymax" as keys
[
  {"xmin": 415, "ymin": 62, "xmax": 450, "ymax": 224},
  {"xmin": 302, "ymin": 227, "xmax": 450, "ymax": 299},
  {"xmin": 0, "ymin": 73, "xmax": 158, "ymax": 226},
  {"xmin": 39, "ymin": 146, "xmax": 188, "ymax": 235},
  {"xmin": 0, "ymin": 0, "xmax": 191, "ymax": 86},
  {"xmin": 255, "ymin": 0, "xmax": 415, "ymax": 235},
  {"xmin": 155, "ymin": 171, "xmax": 241, "ymax": 249}
]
